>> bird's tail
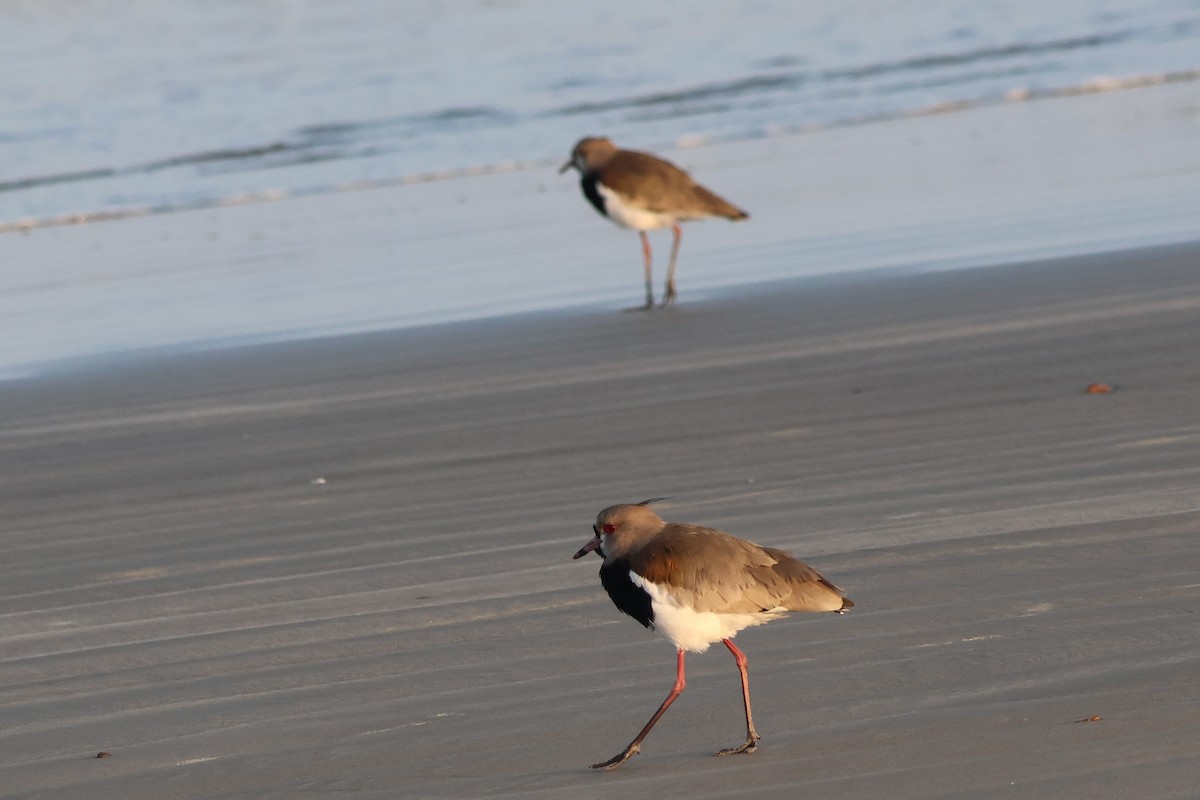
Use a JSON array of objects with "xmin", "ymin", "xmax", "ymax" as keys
[{"xmin": 693, "ymin": 185, "xmax": 749, "ymax": 220}]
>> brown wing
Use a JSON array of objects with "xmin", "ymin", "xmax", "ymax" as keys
[
  {"xmin": 601, "ymin": 151, "xmax": 748, "ymax": 220},
  {"xmin": 628, "ymin": 525, "xmax": 849, "ymax": 614},
  {"xmin": 755, "ymin": 547, "xmax": 854, "ymax": 612}
]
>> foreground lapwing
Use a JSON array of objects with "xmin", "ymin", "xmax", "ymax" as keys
[
  {"xmin": 559, "ymin": 137, "xmax": 749, "ymax": 309},
  {"xmin": 573, "ymin": 499, "xmax": 853, "ymax": 769}
]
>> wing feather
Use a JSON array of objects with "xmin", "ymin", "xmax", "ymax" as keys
[
  {"xmin": 600, "ymin": 152, "xmax": 747, "ymax": 219},
  {"xmin": 628, "ymin": 526, "xmax": 849, "ymax": 614}
]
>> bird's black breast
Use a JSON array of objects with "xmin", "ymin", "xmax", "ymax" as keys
[
  {"xmin": 580, "ymin": 174, "xmax": 609, "ymax": 218},
  {"xmin": 599, "ymin": 559, "xmax": 654, "ymax": 629}
]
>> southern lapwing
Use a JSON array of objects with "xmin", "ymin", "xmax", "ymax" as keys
[
  {"xmin": 573, "ymin": 499, "xmax": 852, "ymax": 769},
  {"xmin": 560, "ymin": 138, "xmax": 749, "ymax": 309}
]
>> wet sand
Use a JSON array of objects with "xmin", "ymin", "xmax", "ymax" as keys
[{"xmin": 2, "ymin": 239, "xmax": 1198, "ymax": 798}]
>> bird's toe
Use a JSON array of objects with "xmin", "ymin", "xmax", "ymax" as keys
[
  {"xmin": 590, "ymin": 744, "xmax": 640, "ymax": 770},
  {"xmin": 713, "ymin": 737, "xmax": 759, "ymax": 757}
]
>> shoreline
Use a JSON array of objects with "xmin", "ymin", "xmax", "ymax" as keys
[
  {"xmin": 4, "ymin": 77, "xmax": 1200, "ymax": 378},
  {"xmin": 9, "ymin": 236, "xmax": 1200, "ymax": 386}
]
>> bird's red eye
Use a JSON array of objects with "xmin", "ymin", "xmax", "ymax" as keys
[{"xmin": 602, "ymin": 524, "xmax": 617, "ymax": 534}]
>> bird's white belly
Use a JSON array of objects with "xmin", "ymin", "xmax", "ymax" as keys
[
  {"xmin": 630, "ymin": 572, "xmax": 781, "ymax": 653},
  {"xmin": 597, "ymin": 184, "xmax": 676, "ymax": 231}
]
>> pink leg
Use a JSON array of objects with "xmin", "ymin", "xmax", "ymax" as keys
[
  {"xmin": 714, "ymin": 638, "xmax": 760, "ymax": 756},
  {"xmin": 660, "ymin": 224, "xmax": 682, "ymax": 307},
  {"xmin": 591, "ymin": 649, "xmax": 687, "ymax": 770},
  {"xmin": 630, "ymin": 230, "xmax": 654, "ymax": 310}
]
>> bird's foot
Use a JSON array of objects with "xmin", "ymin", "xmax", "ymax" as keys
[
  {"xmin": 658, "ymin": 282, "xmax": 677, "ymax": 308},
  {"xmin": 622, "ymin": 301, "xmax": 655, "ymax": 313},
  {"xmin": 713, "ymin": 734, "xmax": 760, "ymax": 757},
  {"xmin": 590, "ymin": 743, "xmax": 640, "ymax": 770}
]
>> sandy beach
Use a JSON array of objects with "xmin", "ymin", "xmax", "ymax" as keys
[
  {"xmin": 4, "ymin": 3, "xmax": 1200, "ymax": 796},
  {"xmin": 3, "ymin": 235, "xmax": 1199, "ymax": 798}
]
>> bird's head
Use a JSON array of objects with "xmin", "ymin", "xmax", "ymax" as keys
[
  {"xmin": 559, "ymin": 136, "xmax": 618, "ymax": 174},
  {"xmin": 573, "ymin": 498, "xmax": 668, "ymax": 561}
]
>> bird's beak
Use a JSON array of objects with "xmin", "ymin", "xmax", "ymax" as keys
[
  {"xmin": 558, "ymin": 159, "xmax": 573, "ymax": 174},
  {"xmin": 573, "ymin": 535, "xmax": 601, "ymax": 560}
]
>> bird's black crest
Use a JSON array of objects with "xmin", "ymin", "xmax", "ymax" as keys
[{"xmin": 636, "ymin": 497, "xmax": 670, "ymax": 507}]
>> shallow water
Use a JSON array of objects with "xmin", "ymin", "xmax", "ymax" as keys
[{"xmin": 3, "ymin": 0, "xmax": 1199, "ymax": 223}]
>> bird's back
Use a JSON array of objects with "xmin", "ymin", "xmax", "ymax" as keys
[
  {"xmin": 600, "ymin": 151, "xmax": 749, "ymax": 221},
  {"xmin": 627, "ymin": 525, "xmax": 851, "ymax": 615}
]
